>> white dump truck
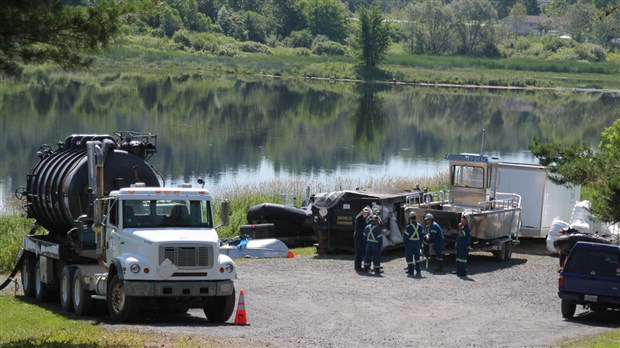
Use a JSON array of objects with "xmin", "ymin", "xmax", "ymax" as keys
[{"xmin": 14, "ymin": 132, "xmax": 236, "ymax": 322}]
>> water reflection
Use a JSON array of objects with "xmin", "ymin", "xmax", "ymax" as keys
[{"xmin": 1, "ymin": 74, "xmax": 618, "ymax": 214}]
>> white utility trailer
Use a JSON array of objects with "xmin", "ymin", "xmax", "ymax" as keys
[{"xmin": 490, "ymin": 161, "xmax": 580, "ymax": 238}]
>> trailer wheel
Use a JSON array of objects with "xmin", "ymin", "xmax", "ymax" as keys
[
  {"xmin": 203, "ymin": 287, "xmax": 236, "ymax": 323},
  {"xmin": 72, "ymin": 268, "xmax": 94, "ymax": 316},
  {"xmin": 107, "ymin": 274, "xmax": 140, "ymax": 322},
  {"xmin": 34, "ymin": 258, "xmax": 52, "ymax": 302},
  {"xmin": 561, "ymin": 299, "xmax": 576, "ymax": 318},
  {"xmin": 60, "ymin": 266, "xmax": 76, "ymax": 312},
  {"xmin": 503, "ymin": 242, "xmax": 513, "ymax": 262},
  {"xmin": 21, "ymin": 252, "xmax": 36, "ymax": 298}
]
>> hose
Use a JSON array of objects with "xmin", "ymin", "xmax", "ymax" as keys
[
  {"xmin": 0, "ymin": 249, "xmax": 24, "ymax": 291},
  {"xmin": 0, "ymin": 222, "xmax": 39, "ymax": 291}
]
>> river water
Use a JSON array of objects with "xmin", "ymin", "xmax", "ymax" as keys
[{"xmin": 1, "ymin": 74, "xmax": 618, "ymax": 214}]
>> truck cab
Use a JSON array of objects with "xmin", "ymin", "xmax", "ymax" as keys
[{"xmin": 96, "ymin": 186, "xmax": 236, "ymax": 321}]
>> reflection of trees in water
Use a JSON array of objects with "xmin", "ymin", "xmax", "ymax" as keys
[
  {"xmin": 1, "ymin": 75, "xmax": 619, "ymax": 189},
  {"xmin": 353, "ymin": 85, "xmax": 386, "ymax": 149}
]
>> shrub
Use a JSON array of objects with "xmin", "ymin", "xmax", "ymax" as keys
[
  {"xmin": 237, "ymin": 41, "xmax": 271, "ymax": 54},
  {"xmin": 214, "ymin": 43, "xmax": 238, "ymax": 56},
  {"xmin": 296, "ymin": 48, "xmax": 312, "ymax": 56},
  {"xmin": 311, "ymin": 40, "xmax": 347, "ymax": 56},
  {"xmin": 515, "ymin": 37, "xmax": 531, "ymax": 51},
  {"xmin": 172, "ymin": 29, "xmax": 192, "ymax": 50},
  {"xmin": 283, "ymin": 29, "xmax": 313, "ymax": 48}
]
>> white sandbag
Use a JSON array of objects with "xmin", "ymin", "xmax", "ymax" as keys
[
  {"xmin": 570, "ymin": 200, "xmax": 591, "ymax": 224},
  {"xmin": 388, "ymin": 216, "xmax": 403, "ymax": 244},
  {"xmin": 546, "ymin": 218, "xmax": 569, "ymax": 254},
  {"xmin": 570, "ymin": 220, "xmax": 591, "ymax": 234}
]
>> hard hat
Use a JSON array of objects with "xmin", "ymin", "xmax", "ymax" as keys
[
  {"xmin": 362, "ymin": 207, "xmax": 372, "ymax": 214},
  {"xmin": 409, "ymin": 212, "xmax": 417, "ymax": 219},
  {"xmin": 372, "ymin": 214, "xmax": 380, "ymax": 221},
  {"xmin": 424, "ymin": 213, "xmax": 434, "ymax": 220}
]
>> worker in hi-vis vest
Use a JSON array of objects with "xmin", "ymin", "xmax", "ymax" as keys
[
  {"xmin": 455, "ymin": 214, "xmax": 471, "ymax": 277},
  {"xmin": 363, "ymin": 215, "xmax": 383, "ymax": 275},
  {"xmin": 424, "ymin": 213, "xmax": 445, "ymax": 272},
  {"xmin": 404, "ymin": 211, "xmax": 425, "ymax": 277}
]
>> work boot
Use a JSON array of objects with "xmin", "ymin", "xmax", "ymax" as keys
[
  {"xmin": 416, "ymin": 271, "xmax": 422, "ymax": 277},
  {"xmin": 374, "ymin": 267, "xmax": 383, "ymax": 275},
  {"xmin": 363, "ymin": 266, "xmax": 370, "ymax": 273}
]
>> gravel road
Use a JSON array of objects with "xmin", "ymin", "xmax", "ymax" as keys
[{"xmin": 108, "ymin": 239, "xmax": 619, "ymax": 347}]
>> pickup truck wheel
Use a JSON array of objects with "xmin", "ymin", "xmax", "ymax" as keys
[
  {"xmin": 561, "ymin": 299, "xmax": 576, "ymax": 318},
  {"xmin": 107, "ymin": 274, "xmax": 140, "ymax": 322},
  {"xmin": 21, "ymin": 252, "xmax": 36, "ymax": 298},
  {"xmin": 72, "ymin": 268, "xmax": 94, "ymax": 316},
  {"xmin": 203, "ymin": 288, "xmax": 236, "ymax": 323},
  {"xmin": 60, "ymin": 266, "xmax": 76, "ymax": 312},
  {"xmin": 35, "ymin": 258, "xmax": 52, "ymax": 302}
]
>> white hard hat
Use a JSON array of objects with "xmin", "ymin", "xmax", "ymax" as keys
[
  {"xmin": 409, "ymin": 211, "xmax": 417, "ymax": 219},
  {"xmin": 424, "ymin": 213, "xmax": 434, "ymax": 220}
]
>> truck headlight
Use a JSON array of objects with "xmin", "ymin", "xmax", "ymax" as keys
[
  {"xmin": 220, "ymin": 263, "xmax": 234, "ymax": 273},
  {"xmin": 130, "ymin": 263, "xmax": 141, "ymax": 273}
]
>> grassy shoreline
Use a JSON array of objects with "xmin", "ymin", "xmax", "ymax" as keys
[{"xmin": 11, "ymin": 36, "xmax": 620, "ymax": 91}]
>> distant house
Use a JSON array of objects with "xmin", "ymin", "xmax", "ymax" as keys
[{"xmin": 500, "ymin": 15, "xmax": 550, "ymax": 36}]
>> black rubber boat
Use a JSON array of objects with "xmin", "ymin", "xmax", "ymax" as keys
[{"xmin": 246, "ymin": 203, "xmax": 315, "ymax": 246}]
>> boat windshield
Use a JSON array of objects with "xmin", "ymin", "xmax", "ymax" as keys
[
  {"xmin": 122, "ymin": 199, "xmax": 213, "ymax": 228},
  {"xmin": 452, "ymin": 164, "xmax": 485, "ymax": 189}
]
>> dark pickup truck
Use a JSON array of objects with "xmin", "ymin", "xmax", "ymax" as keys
[{"xmin": 558, "ymin": 241, "xmax": 620, "ymax": 318}]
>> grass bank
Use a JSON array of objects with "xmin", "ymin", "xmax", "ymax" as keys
[{"xmin": 15, "ymin": 35, "xmax": 617, "ymax": 91}]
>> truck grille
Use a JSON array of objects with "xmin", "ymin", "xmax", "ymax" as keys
[{"xmin": 160, "ymin": 245, "xmax": 214, "ymax": 268}]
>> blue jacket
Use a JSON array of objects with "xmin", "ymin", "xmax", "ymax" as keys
[
  {"xmin": 364, "ymin": 224, "xmax": 383, "ymax": 248},
  {"xmin": 426, "ymin": 221, "xmax": 444, "ymax": 243},
  {"xmin": 404, "ymin": 222, "xmax": 424, "ymax": 246}
]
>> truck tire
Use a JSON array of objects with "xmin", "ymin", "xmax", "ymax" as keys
[
  {"xmin": 72, "ymin": 268, "xmax": 94, "ymax": 316},
  {"xmin": 107, "ymin": 274, "xmax": 140, "ymax": 322},
  {"xmin": 561, "ymin": 299, "xmax": 576, "ymax": 318},
  {"xmin": 60, "ymin": 266, "xmax": 76, "ymax": 312},
  {"xmin": 21, "ymin": 252, "xmax": 36, "ymax": 298},
  {"xmin": 493, "ymin": 243, "xmax": 507, "ymax": 262},
  {"xmin": 503, "ymin": 242, "xmax": 513, "ymax": 262},
  {"xmin": 203, "ymin": 289, "xmax": 236, "ymax": 323},
  {"xmin": 34, "ymin": 258, "xmax": 52, "ymax": 302}
]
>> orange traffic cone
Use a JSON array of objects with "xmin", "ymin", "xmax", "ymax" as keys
[
  {"xmin": 234, "ymin": 290, "xmax": 247, "ymax": 325},
  {"xmin": 287, "ymin": 250, "xmax": 295, "ymax": 258}
]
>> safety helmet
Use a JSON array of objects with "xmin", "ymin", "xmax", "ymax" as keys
[
  {"xmin": 424, "ymin": 213, "xmax": 434, "ymax": 220},
  {"xmin": 372, "ymin": 214, "xmax": 380, "ymax": 221},
  {"xmin": 362, "ymin": 207, "xmax": 372, "ymax": 214},
  {"xmin": 409, "ymin": 212, "xmax": 417, "ymax": 219}
]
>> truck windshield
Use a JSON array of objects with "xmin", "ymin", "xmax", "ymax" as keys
[
  {"xmin": 122, "ymin": 199, "xmax": 213, "ymax": 228},
  {"xmin": 564, "ymin": 248, "xmax": 619, "ymax": 277}
]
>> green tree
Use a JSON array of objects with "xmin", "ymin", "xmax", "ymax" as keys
[
  {"xmin": 450, "ymin": 0, "xmax": 499, "ymax": 56},
  {"xmin": 405, "ymin": 0, "xmax": 455, "ymax": 55},
  {"xmin": 298, "ymin": 0, "xmax": 349, "ymax": 42},
  {"xmin": 529, "ymin": 119, "xmax": 620, "ymax": 224},
  {"xmin": 353, "ymin": 6, "xmax": 392, "ymax": 68},
  {"xmin": 0, "ymin": 0, "xmax": 153, "ymax": 76},
  {"xmin": 552, "ymin": 0, "xmax": 598, "ymax": 41}
]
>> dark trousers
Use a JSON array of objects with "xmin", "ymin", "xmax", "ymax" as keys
[{"xmin": 354, "ymin": 237, "xmax": 366, "ymax": 270}]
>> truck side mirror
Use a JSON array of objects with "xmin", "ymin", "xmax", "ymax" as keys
[{"xmin": 219, "ymin": 200, "xmax": 230, "ymax": 227}]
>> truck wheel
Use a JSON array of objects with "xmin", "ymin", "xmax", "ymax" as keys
[
  {"xmin": 60, "ymin": 266, "xmax": 76, "ymax": 312},
  {"xmin": 34, "ymin": 258, "xmax": 52, "ymax": 302},
  {"xmin": 503, "ymin": 242, "xmax": 513, "ymax": 262},
  {"xmin": 72, "ymin": 268, "xmax": 94, "ymax": 316},
  {"xmin": 107, "ymin": 274, "xmax": 140, "ymax": 322},
  {"xmin": 561, "ymin": 299, "xmax": 576, "ymax": 318},
  {"xmin": 203, "ymin": 288, "xmax": 236, "ymax": 323},
  {"xmin": 493, "ymin": 243, "xmax": 508, "ymax": 262},
  {"xmin": 21, "ymin": 252, "xmax": 36, "ymax": 298}
]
